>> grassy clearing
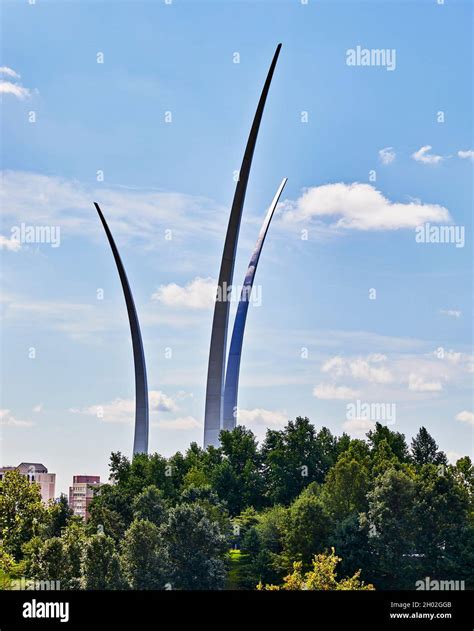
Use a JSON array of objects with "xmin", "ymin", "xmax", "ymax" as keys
[{"xmin": 226, "ymin": 549, "xmax": 249, "ymax": 590}]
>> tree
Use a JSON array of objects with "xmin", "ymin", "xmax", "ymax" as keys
[
  {"xmin": 452, "ymin": 456, "xmax": 474, "ymax": 505},
  {"xmin": 320, "ymin": 451, "xmax": 369, "ymax": 521},
  {"xmin": 160, "ymin": 504, "xmax": 227, "ymax": 589},
  {"xmin": 237, "ymin": 507, "xmax": 287, "ymax": 589},
  {"xmin": 412, "ymin": 464, "xmax": 471, "ymax": 577},
  {"xmin": 86, "ymin": 504, "xmax": 127, "ymax": 542},
  {"xmin": 282, "ymin": 487, "xmax": 331, "ymax": 568},
  {"xmin": 23, "ymin": 523, "xmax": 85, "ymax": 589},
  {"xmin": 0, "ymin": 470, "xmax": 47, "ymax": 558},
  {"xmin": 261, "ymin": 418, "xmax": 336, "ymax": 505},
  {"xmin": 363, "ymin": 467, "xmax": 416, "ymax": 588},
  {"xmin": 182, "ymin": 466, "xmax": 209, "ymax": 489},
  {"xmin": 121, "ymin": 519, "xmax": 167, "ymax": 589},
  {"xmin": 81, "ymin": 534, "xmax": 124, "ymax": 589},
  {"xmin": 331, "ymin": 514, "xmax": 375, "ymax": 583},
  {"xmin": 241, "ymin": 527, "xmax": 261, "ymax": 557},
  {"xmin": 255, "ymin": 505, "xmax": 288, "ymax": 555},
  {"xmin": 25, "ymin": 538, "xmax": 65, "ymax": 585},
  {"xmin": 132, "ymin": 485, "xmax": 166, "ymax": 526},
  {"xmin": 257, "ymin": 548, "xmax": 374, "ymax": 590},
  {"xmin": 212, "ymin": 426, "xmax": 264, "ymax": 514},
  {"xmin": 370, "ymin": 438, "xmax": 401, "ymax": 478},
  {"xmin": 60, "ymin": 523, "xmax": 85, "ymax": 588},
  {"xmin": 0, "ymin": 542, "xmax": 15, "ymax": 578},
  {"xmin": 179, "ymin": 485, "xmax": 231, "ymax": 535},
  {"xmin": 411, "ymin": 427, "xmax": 447, "ymax": 466},
  {"xmin": 46, "ymin": 494, "xmax": 73, "ymax": 538},
  {"xmin": 367, "ymin": 422, "xmax": 410, "ymax": 463}
]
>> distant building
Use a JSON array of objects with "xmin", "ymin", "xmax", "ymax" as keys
[
  {"xmin": 0, "ymin": 463, "xmax": 56, "ymax": 503},
  {"xmin": 69, "ymin": 475, "xmax": 101, "ymax": 521}
]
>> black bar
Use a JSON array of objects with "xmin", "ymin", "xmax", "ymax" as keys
[{"xmin": 0, "ymin": 589, "xmax": 471, "ymax": 629}]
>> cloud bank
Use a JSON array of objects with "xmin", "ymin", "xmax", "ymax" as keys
[{"xmin": 281, "ymin": 183, "xmax": 450, "ymax": 230}]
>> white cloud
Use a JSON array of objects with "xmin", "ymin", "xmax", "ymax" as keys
[
  {"xmin": 411, "ymin": 145, "xmax": 443, "ymax": 165},
  {"xmin": 0, "ymin": 67, "xmax": 32, "ymax": 100},
  {"xmin": 349, "ymin": 358, "xmax": 393, "ymax": 384},
  {"xmin": 281, "ymin": 183, "xmax": 450, "ymax": 230},
  {"xmin": 408, "ymin": 374, "xmax": 442, "ymax": 392},
  {"xmin": 0, "ymin": 67, "xmax": 20, "ymax": 79},
  {"xmin": 440, "ymin": 309, "xmax": 461, "ymax": 318},
  {"xmin": 322, "ymin": 354, "xmax": 393, "ymax": 384},
  {"xmin": 316, "ymin": 347, "xmax": 471, "ymax": 402},
  {"xmin": 0, "ymin": 235, "xmax": 21, "ymax": 251},
  {"xmin": 378, "ymin": 147, "xmax": 396, "ymax": 165},
  {"xmin": 458, "ymin": 150, "xmax": 474, "ymax": 161},
  {"xmin": 434, "ymin": 349, "xmax": 474, "ymax": 373},
  {"xmin": 0, "ymin": 409, "xmax": 34, "ymax": 427},
  {"xmin": 152, "ymin": 276, "xmax": 216, "ymax": 310},
  {"xmin": 321, "ymin": 356, "xmax": 346, "ymax": 377},
  {"xmin": 238, "ymin": 408, "xmax": 288, "ymax": 428},
  {"xmin": 455, "ymin": 410, "xmax": 474, "ymax": 426},
  {"xmin": 1, "ymin": 170, "xmax": 225, "ymax": 249},
  {"xmin": 32, "ymin": 404, "xmax": 43, "ymax": 413},
  {"xmin": 342, "ymin": 418, "xmax": 376, "ymax": 436},
  {"xmin": 313, "ymin": 383, "xmax": 360, "ymax": 400},
  {"xmin": 70, "ymin": 390, "xmax": 178, "ymax": 424}
]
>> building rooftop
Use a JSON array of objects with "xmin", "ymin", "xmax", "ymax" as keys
[{"xmin": 17, "ymin": 462, "xmax": 48, "ymax": 471}]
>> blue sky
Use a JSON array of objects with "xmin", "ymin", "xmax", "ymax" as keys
[{"xmin": 1, "ymin": 0, "xmax": 472, "ymax": 494}]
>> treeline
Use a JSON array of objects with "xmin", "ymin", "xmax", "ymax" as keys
[{"xmin": 1, "ymin": 418, "xmax": 473, "ymax": 590}]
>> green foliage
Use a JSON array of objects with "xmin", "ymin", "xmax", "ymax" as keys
[
  {"xmin": 226, "ymin": 549, "xmax": 248, "ymax": 589},
  {"xmin": 23, "ymin": 523, "xmax": 85, "ymax": 589},
  {"xmin": 412, "ymin": 465, "xmax": 471, "ymax": 576},
  {"xmin": 86, "ymin": 503, "xmax": 127, "ymax": 541},
  {"xmin": 282, "ymin": 488, "xmax": 331, "ymax": 568},
  {"xmin": 363, "ymin": 467, "xmax": 416, "ymax": 588},
  {"xmin": 367, "ymin": 422, "xmax": 410, "ymax": 463},
  {"xmin": 211, "ymin": 426, "xmax": 264, "ymax": 515},
  {"xmin": 132, "ymin": 485, "xmax": 166, "ymax": 526},
  {"xmin": 81, "ymin": 534, "xmax": 124, "ymax": 590},
  {"xmin": 179, "ymin": 485, "xmax": 231, "ymax": 535},
  {"xmin": 241, "ymin": 527, "xmax": 260, "ymax": 557},
  {"xmin": 46, "ymin": 493, "xmax": 74, "ymax": 538},
  {"xmin": 0, "ymin": 542, "xmax": 15, "ymax": 580},
  {"xmin": 160, "ymin": 504, "xmax": 228, "ymax": 590},
  {"xmin": 0, "ymin": 470, "xmax": 47, "ymax": 559},
  {"xmin": 331, "ymin": 514, "xmax": 376, "ymax": 581},
  {"xmin": 261, "ymin": 418, "xmax": 338, "ymax": 505},
  {"xmin": 121, "ymin": 519, "xmax": 167, "ymax": 589},
  {"xmin": 257, "ymin": 548, "xmax": 374, "ymax": 591},
  {"xmin": 4, "ymin": 418, "xmax": 472, "ymax": 591},
  {"xmin": 320, "ymin": 450, "xmax": 369, "ymax": 521},
  {"xmin": 183, "ymin": 465, "xmax": 209, "ymax": 489},
  {"xmin": 411, "ymin": 427, "xmax": 447, "ymax": 466}
]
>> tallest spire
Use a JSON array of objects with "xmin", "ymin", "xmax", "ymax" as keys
[
  {"xmin": 203, "ymin": 44, "xmax": 282, "ymax": 448},
  {"xmin": 94, "ymin": 202, "xmax": 149, "ymax": 455}
]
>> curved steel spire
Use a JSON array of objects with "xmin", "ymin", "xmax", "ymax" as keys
[
  {"xmin": 222, "ymin": 178, "xmax": 287, "ymax": 431},
  {"xmin": 203, "ymin": 43, "xmax": 282, "ymax": 448},
  {"xmin": 94, "ymin": 202, "xmax": 149, "ymax": 455}
]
